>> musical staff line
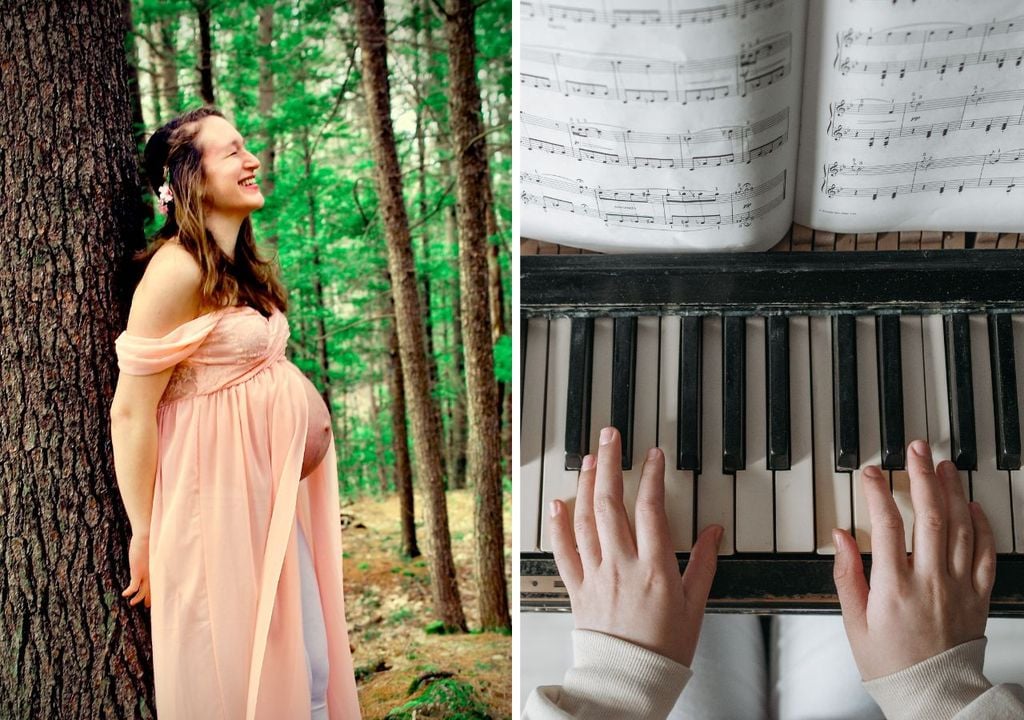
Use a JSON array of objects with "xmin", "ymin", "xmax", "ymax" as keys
[
  {"xmin": 521, "ymin": 107, "xmax": 790, "ymax": 169},
  {"xmin": 520, "ymin": 0, "xmax": 783, "ymax": 28},
  {"xmin": 521, "ymin": 169, "xmax": 787, "ymax": 230},
  {"xmin": 826, "ymin": 148, "xmax": 1024, "ymax": 177},
  {"xmin": 822, "ymin": 175, "xmax": 1022, "ymax": 200},
  {"xmin": 521, "ymin": 34, "xmax": 792, "ymax": 104},
  {"xmin": 840, "ymin": 16, "xmax": 1024, "ymax": 49}
]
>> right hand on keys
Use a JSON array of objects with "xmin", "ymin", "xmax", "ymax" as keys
[
  {"xmin": 832, "ymin": 439, "xmax": 996, "ymax": 681},
  {"xmin": 548, "ymin": 426, "xmax": 724, "ymax": 668}
]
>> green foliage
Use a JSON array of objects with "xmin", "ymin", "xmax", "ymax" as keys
[
  {"xmin": 424, "ymin": 620, "xmax": 455, "ymax": 635},
  {"xmin": 385, "ymin": 678, "xmax": 492, "ymax": 720}
]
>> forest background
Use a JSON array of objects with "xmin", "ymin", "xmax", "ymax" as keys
[{"xmin": 0, "ymin": 0, "xmax": 511, "ymax": 717}]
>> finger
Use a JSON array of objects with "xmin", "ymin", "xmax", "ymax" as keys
[
  {"xmin": 938, "ymin": 460, "xmax": 973, "ymax": 579},
  {"xmin": 549, "ymin": 499, "xmax": 584, "ymax": 593},
  {"xmin": 634, "ymin": 447, "xmax": 672, "ymax": 562},
  {"xmin": 861, "ymin": 465, "xmax": 907, "ymax": 578},
  {"xmin": 593, "ymin": 427, "xmax": 636, "ymax": 558},
  {"xmin": 906, "ymin": 440, "xmax": 948, "ymax": 576},
  {"xmin": 681, "ymin": 525, "xmax": 721, "ymax": 611},
  {"xmin": 574, "ymin": 454, "xmax": 601, "ymax": 568},
  {"xmin": 122, "ymin": 577, "xmax": 138, "ymax": 596},
  {"xmin": 969, "ymin": 501, "xmax": 997, "ymax": 598},
  {"xmin": 832, "ymin": 529, "xmax": 869, "ymax": 636}
]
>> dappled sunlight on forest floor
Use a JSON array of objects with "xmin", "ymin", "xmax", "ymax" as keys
[{"xmin": 341, "ymin": 488, "xmax": 512, "ymax": 719}]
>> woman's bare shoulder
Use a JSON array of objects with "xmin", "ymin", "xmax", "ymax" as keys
[{"xmin": 128, "ymin": 241, "xmax": 204, "ymax": 336}]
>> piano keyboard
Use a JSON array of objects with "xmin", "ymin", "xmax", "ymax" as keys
[{"xmin": 520, "ymin": 249, "xmax": 1024, "ymax": 612}]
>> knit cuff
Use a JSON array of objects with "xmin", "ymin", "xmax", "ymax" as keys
[
  {"xmin": 527, "ymin": 630, "xmax": 692, "ymax": 719},
  {"xmin": 863, "ymin": 638, "xmax": 991, "ymax": 720}
]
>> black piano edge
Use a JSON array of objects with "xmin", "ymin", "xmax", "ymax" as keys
[
  {"xmin": 521, "ymin": 250, "xmax": 1024, "ymax": 315},
  {"xmin": 520, "ymin": 553, "xmax": 1024, "ymax": 615}
]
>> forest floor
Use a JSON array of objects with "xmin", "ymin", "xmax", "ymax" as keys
[{"xmin": 341, "ymin": 487, "xmax": 512, "ymax": 720}]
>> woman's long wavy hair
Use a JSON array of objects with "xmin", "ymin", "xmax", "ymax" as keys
[{"xmin": 136, "ymin": 106, "xmax": 288, "ymax": 317}]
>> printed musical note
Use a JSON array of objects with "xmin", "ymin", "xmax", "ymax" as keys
[
  {"xmin": 520, "ymin": 108, "xmax": 791, "ymax": 170},
  {"xmin": 521, "ymin": 170, "xmax": 788, "ymax": 231},
  {"xmin": 520, "ymin": 0, "xmax": 784, "ymax": 29}
]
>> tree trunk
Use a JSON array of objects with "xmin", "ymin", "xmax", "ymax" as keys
[
  {"xmin": 196, "ymin": 0, "xmax": 215, "ymax": 104},
  {"xmin": 158, "ymin": 15, "xmax": 179, "ymax": 114},
  {"xmin": 443, "ymin": 0, "xmax": 509, "ymax": 630},
  {"xmin": 123, "ymin": 0, "xmax": 153, "ymax": 230},
  {"xmin": 368, "ymin": 363, "xmax": 389, "ymax": 494},
  {"xmin": 353, "ymin": 0, "xmax": 466, "ymax": 631},
  {"xmin": 386, "ymin": 288, "xmax": 420, "ymax": 558},
  {"xmin": 257, "ymin": 4, "xmax": 278, "ymax": 248},
  {"xmin": 444, "ymin": 202, "xmax": 467, "ymax": 490},
  {"xmin": 0, "ymin": 0, "xmax": 155, "ymax": 714}
]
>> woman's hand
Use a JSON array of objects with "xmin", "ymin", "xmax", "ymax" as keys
[
  {"xmin": 833, "ymin": 439, "xmax": 996, "ymax": 680},
  {"xmin": 122, "ymin": 534, "xmax": 152, "ymax": 609},
  {"xmin": 547, "ymin": 426, "xmax": 723, "ymax": 668}
]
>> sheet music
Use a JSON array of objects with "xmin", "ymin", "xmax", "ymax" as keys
[
  {"xmin": 520, "ymin": 0, "xmax": 808, "ymax": 252},
  {"xmin": 795, "ymin": 0, "xmax": 1024, "ymax": 233}
]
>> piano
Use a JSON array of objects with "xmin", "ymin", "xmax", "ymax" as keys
[{"xmin": 520, "ymin": 228, "xmax": 1024, "ymax": 615}]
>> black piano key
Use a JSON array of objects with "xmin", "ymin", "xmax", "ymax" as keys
[
  {"xmin": 944, "ymin": 314, "xmax": 977, "ymax": 471},
  {"xmin": 766, "ymin": 315, "xmax": 791, "ymax": 470},
  {"xmin": 832, "ymin": 315, "xmax": 860, "ymax": 470},
  {"xmin": 876, "ymin": 315, "xmax": 906, "ymax": 470},
  {"xmin": 611, "ymin": 316, "xmax": 638, "ymax": 470},
  {"xmin": 722, "ymin": 316, "xmax": 745, "ymax": 473},
  {"xmin": 988, "ymin": 314, "xmax": 1022, "ymax": 470},
  {"xmin": 564, "ymin": 317, "xmax": 594, "ymax": 470},
  {"xmin": 677, "ymin": 316, "xmax": 702, "ymax": 471}
]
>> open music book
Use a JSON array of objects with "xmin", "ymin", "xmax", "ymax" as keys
[{"xmin": 519, "ymin": 0, "xmax": 1024, "ymax": 252}]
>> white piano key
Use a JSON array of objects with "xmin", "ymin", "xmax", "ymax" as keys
[
  {"xmin": 969, "ymin": 314, "xmax": 1015, "ymax": 554},
  {"xmin": 736, "ymin": 317, "xmax": 773, "ymax": 552},
  {"xmin": 699, "ymin": 316, "xmax": 735, "ymax": 555},
  {"xmin": 776, "ymin": 316, "xmax": 815, "ymax": 552},
  {"xmin": 892, "ymin": 315, "xmax": 926, "ymax": 553},
  {"xmin": 853, "ymin": 315, "xmax": 881, "ymax": 553},
  {"xmin": 659, "ymin": 316, "xmax": 695, "ymax": 551},
  {"xmin": 520, "ymin": 318, "xmax": 549, "ymax": 552},
  {"xmin": 589, "ymin": 317, "xmax": 614, "ymax": 460},
  {"xmin": 810, "ymin": 316, "xmax": 852, "ymax": 555},
  {"xmin": 540, "ymin": 318, "xmax": 580, "ymax": 551},
  {"xmin": 1012, "ymin": 314, "xmax": 1024, "ymax": 554},
  {"xmin": 923, "ymin": 314, "xmax": 970, "ymax": 497},
  {"xmin": 620, "ymin": 317, "xmax": 661, "ymax": 532}
]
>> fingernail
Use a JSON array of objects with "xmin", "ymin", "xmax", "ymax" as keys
[
  {"xmin": 647, "ymin": 447, "xmax": 660, "ymax": 462},
  {"xmin": 909, "ymin": 439, "xmax": 929, "ymax": 457},
  {"xmin": 549, "ymin": 500, "xmax": 560, "ymax": 517},
  {"xmin": 600, "ymin": 427, "xmax": 614, "ymax": 445},
  {"xmin": 832, "ymin": 530, "xmax": 842, "ymax": 554},
  {"xmin": 714, "ymin": 526, "xmax": 724, "ymax": 549},
  {"xmin": 581, "ymin": 454, "xmax": 595, "ymax": 470}
]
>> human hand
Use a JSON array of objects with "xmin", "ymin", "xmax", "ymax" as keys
[
  {"xmin": 122, "ymin": 534, "xmax": 152, "ymax": 609},
  {"xmin": 548, "ymin": 426, "xmax": 723, "ymax": 667},
  {"xmin": 833, "ymin": 439, "xmax": 995, "ymax": 681}
]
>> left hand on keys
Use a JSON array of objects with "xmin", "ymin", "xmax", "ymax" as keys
[
  {"xmin": 547, "ymin": 426, "xmax": 723, "ymax": 668},
  {"xmin": 832, "ymin": 439, "xmax": 996, "ymax": 680}
]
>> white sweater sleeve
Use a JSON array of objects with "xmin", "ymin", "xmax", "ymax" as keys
[
  {"xmin": 863, "ymin": 637, "xmax": 1024, "ymax": 720},
  {"xmin": 522, "ymin": 630, "xmax": 692, "ymax": 720}
]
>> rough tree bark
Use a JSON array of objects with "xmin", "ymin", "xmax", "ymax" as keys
[
  {"xmin": 353, "ymin": 0, "xmax": 466, "ymax": 630},
  {"xmin": 0, "ymin": 0, "xmax": 155, "ymax": 714},
  {"xmin": 443, "ymin": 0, "xmax": 510, "ymax": 630}
]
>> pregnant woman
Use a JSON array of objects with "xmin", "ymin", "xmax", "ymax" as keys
[{"xmin": 109, "ymin": 106, "xmax": 361, "ymax": 719}]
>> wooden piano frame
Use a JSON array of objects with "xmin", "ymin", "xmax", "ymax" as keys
[{"xmin": 520, "ymin": 225, "xmax": 1024, "ymax": 614}]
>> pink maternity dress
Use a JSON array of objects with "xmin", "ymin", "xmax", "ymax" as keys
[{"xmin": 114, "ymin": 304, "xmax": 361, "ymax": 720}]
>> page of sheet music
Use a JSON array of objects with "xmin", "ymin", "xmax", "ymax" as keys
[
  {"xmin": 519, "ymin": 0, "xmax": 808, "ymax": 252},
  {"xmin": 795, "ymin": 0, "xmax": 1024, "ymax": 233}
]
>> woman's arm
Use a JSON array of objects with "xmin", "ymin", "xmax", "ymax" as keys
[{"xmin": 110, "ymin": 243, "xmax": 203, "ymax": 536}]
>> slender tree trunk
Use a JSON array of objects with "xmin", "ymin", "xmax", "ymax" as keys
[
  {"xmin": 302, "ymin": 132, "xmax": 335, "ymax": 423},
  {"xmin": 443, "ymin": 0, "xmax": 510, "ymax": 631},
  {"xmin": 123, "ymin": 0, "xmax": 153, "ymax": 229},
  {"xmin": 257, "ymin": 4, "xmax": 278, "ymax": 248},
  {"xmin": 386, "ymin": 287, "xmax": 420, "ymax": 558},
  {"xmin": 0, "ymin": 0, "xmax": 155, "ymax": 713},
  {"xmin": 445, "ymin": 202, "xmax": 467, "ymax": 490},
  {"xmin": 368, "ymin": 365, "xmax": 389, "ymax": 493},
  {"xmin": 158, "ymin": 16, "xmax": 179, "ymax": 114},
  {"xmin": 144, "ymin": 24, "xmax": 164, "ymax": 122},
  {"xmin": 196, "ymin": 0, "xmax": 215, "ymax": 104},
  {"xmin": 354, "ymin": 0, "xmax": 465, "ymax": 630}
]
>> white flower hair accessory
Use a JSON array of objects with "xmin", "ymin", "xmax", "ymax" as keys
[{"xmin": 157, "ymin": 165, "xmax": 174, "ymax": 216}]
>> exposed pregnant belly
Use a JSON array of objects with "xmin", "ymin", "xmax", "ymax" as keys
[{"xmin": 299, "ymin": 373, "xmax": 332, "ymax": 479}]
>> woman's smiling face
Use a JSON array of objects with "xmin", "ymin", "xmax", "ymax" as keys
[{"xmin": 196, "ymin": 115, "xmax": 263, "ymax": 215}]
